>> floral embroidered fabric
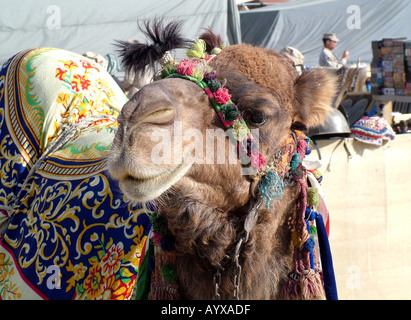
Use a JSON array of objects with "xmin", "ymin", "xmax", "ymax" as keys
[{"xmin": 0, "ymin": 48, "xmax": 152, "ymax": 299}]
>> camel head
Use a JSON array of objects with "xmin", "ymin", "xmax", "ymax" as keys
[
  {"xmin": 109, "ymin": 20, "xmax": 338, "ymax": 299},
  {"xmin": 110, "ymin": 21, "xmax": 337, "ymax": 206}
]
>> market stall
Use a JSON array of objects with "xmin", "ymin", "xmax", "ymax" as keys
[
  {"xmin": 307, "ymin": 37, "xmax": 411, "ymax": 299},
  {"xmin": 314, "ymin": 134, "xmax": 411, "ymax": 299}
]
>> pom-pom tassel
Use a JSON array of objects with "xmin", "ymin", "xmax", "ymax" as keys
[
  {"xmin": 258, "ymin": 170, "xmax": 284, "ymax": 209},
  {"xmin": 300, "ymin": 270, "xmax": 326, "ymax": 300},
  {"xmin": 151, "ymin": 211, "xmax": 169, "ymax": 236},
  {"xmin": 281, "ymin": 273, "xmax": 301, "ymax": 300},
  {"xmin": 307, "ymin": 187, "xmax": 320, "ymax": 207},
  {"xmin": 290, "ymin": 153, "xmax": 302, "ymax": 170},
  {"xmin": 282, "ymin": 270, "xmax": 325, "ymax": 300},
  {"xmin": 187, "ymin": 39, "xmax": 207, "ymax": 59},
  {"xmin": 148, "ymin": 246, "xmax": 180, "ymax": 300}
]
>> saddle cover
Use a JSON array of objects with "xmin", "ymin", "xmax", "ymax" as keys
[{"xmin": 0, "ymin": 48, "xmax": 152, "ymax": 299}]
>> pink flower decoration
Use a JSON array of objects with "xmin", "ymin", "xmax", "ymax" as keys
[
  {"xmin": 249, "ymin": 149, "xmax": 266, "ymax": 169},
  {"xmin": 250, "ymin": 150, "xmax": 260, "ymax": 168},
  {"xmin": 258, "ymin": 152, "xmax": 266, "ymax": 169},
  {"xmin": 213, "ymin": 87, "xmax": 231, "ymax": 104},
  {"xmin": 176, "ymin": 59, "xmax": 194, "ymax": 76}
]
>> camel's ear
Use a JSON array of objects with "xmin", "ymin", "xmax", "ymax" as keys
[{"xmin": 293, "ymin": 69, "xmax": 338, "ymax": 129}]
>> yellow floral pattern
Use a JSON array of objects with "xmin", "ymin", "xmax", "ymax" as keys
[{"xmin": 0, "ymin": 252, "xmax": 22, "ymax": 299}]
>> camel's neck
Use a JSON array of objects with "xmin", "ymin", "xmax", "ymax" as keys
[
  {"xmin": 148, "ymin": 182, "xmax": 300, "ymax": 300},
  {"xmin": 147, "ymin": 130, "xmax": 312, "ymax": 299}
]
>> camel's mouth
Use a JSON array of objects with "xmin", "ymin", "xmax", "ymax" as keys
[{"xmin": 118, "ymin": 160, "xmax": 192, "ymax": 202}]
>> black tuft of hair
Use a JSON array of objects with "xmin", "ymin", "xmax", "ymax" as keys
[
  {"xmin": 115, "ymin": 19, "xmax": 192, "ymax": 75},
  {"xmin": 198, "ymin": 27, "xmax": 224, "ymax": 54}
]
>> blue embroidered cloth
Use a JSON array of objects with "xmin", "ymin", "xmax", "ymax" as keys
[{"xmin": 0, "ymin": 48, "xmax": 152, "ymax": 299}]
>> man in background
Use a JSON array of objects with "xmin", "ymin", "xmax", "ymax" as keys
[{"xmin": 319, "ymin": 33, "xmax": 349, "ymax": 68}]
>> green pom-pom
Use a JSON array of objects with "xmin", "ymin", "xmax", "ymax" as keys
[
  {"xmin": 151, "ymin": 211, "xmax": 169, "ymax": 236},
  {"xmin": 187, "ymin": 39, "xmax": 206, "ymax": 59},
  {"xmin": 307, "ymin": 187, "xmax": 320, "ymax": 207},
  {"xmin": 310, "ymin": 225, "xmax": 317, "ymax": 236},
  {"xmin": 208, "ymin": 79, "xmax": 221, "ymax": 92},
  {"xmin": 161, "ymin": 64, "xmax": 177, "ymax": 78},
  {"xmin": 208, "ymin": 80, "xmax": 221, "ymax": 92},
  {"xmin": 221, "ymin": 104, "xmax": 240, "ymax": 121},
  {"xmin": 161, "ymin": 263, "xmax": 178, "ymax": 283}
]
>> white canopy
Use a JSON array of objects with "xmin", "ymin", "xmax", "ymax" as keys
[{"xmin": 0, "ymin": 0, "xmax": 241, "ymax": 65}]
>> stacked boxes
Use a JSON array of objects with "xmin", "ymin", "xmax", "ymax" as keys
[{"xmin": 370, "ymin": 38, "xmax": 411, "ymax": 96}]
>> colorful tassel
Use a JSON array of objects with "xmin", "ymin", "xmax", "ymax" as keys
[
  {"xmin": 307, "ymin": 187, "xmax": 320, "ymax": 207},
  {"xmin": 304, "ymin": 138, "xmax": 312, "ymax": 155},
  {"xmin": 187, "ymin": 39, "xmax": 206, "ymax": 59},
  {"xmin": 213, "ymin": 87, "xmax": 231, "ymax": 104},
  {"xmin": 290, "ymin": 153, "xmax": 302, "ymax": 170},
  {"xmin": 160, "ymin": 234, "xmax": 175, "ymax": 252},
  {"xmin": 258, "ymin": 170, "xmax": 284, "ymax": 209},
  {"xmin": 151, "ymin": 211, "xmax": 169, "ymax": 236},
  {"xmin": 303, "ymin": 237, "xmax": 315, "ymax": 252},
  {"xmin": 299, "ymin": 270, "xmax": 325, "ymax": 300},
  {"xmin": 203, "ymin": 70, "xmax": 218, "ymax": 81},
  {"xmin": 211, "ymin": 47, "xmax": 222, "ymax": 55},
  {"xmin": 221, "ymin": 103, "xmax": 240, "ymax": 121},
  {"xmin": 191, "ymin": 68, "xmax": 205, "ymax": 81},
  {"xmin": 315, "ymin": 213, "xmax": 338, "ymax": 300},
  {"xmin": 161, "ymin": 263, "xmax": 178, "ymax": 284},
  {"xmin": 176, "ymin": 58, "xmax": 194, "ymax": 76},
  {"xmin": 161, "ymin": 64, "xmax": 177, "ymax": 78},
  {"xmin": 281, "ymin": 272, "xmax": 301, "ymax": 300},
  {"xmin": 208, "ymin": 79, "xmax": 221, "ymax": 92}
]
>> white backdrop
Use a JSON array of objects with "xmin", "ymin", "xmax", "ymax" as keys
[{"xmin": 0, "ymin": 0, "xmax": 241, "ymax": 65}]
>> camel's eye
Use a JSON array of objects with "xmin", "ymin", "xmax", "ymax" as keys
[{"xmin": 243, "ymin": 109, "xmax": 267, "ymax": 127}]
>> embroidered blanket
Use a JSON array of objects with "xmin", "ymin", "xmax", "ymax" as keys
[{"xmin": 0, "ymin": 48, "xmax": 152, "ymax": 299}]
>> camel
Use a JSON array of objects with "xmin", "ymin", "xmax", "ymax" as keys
[{"xmin": 109, "ymin": 20, "xmax": 338, "ymax": 299}]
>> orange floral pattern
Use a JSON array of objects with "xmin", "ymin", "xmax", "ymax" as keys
[
  {"xmin": 65, "ymin": 234, "xmax": 145, "ymax": 300},
  {"xmin": 51, "ymin": 58, "xmax": 119, "ymax": 140}
]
